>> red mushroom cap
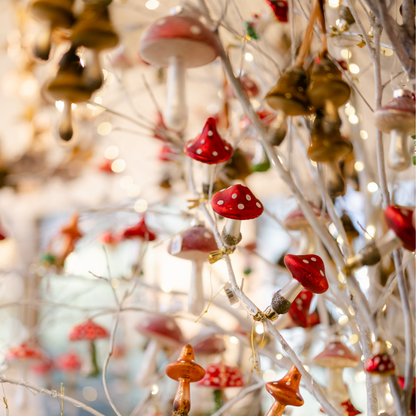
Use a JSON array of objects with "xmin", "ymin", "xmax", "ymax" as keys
[
  {"xmin": 167, "ymin": 225, "xmax": 217, "ymax": 261},
  {"xmin": 398, "ymin": 375, "xmax": 415, "ymax": 415},
  {"xmin": 374, "ymin": 90, "xmax": 416, "ymax": 134},
  {"xmin": 136, "ymin": 315, "xmax": 185, "ymax": 346},
  {"xmin": 184, "ymin": 118, "xmax": 233, "ymax": 164},
  {"xmin": 120, "ymin": 216, "xmax": 157, "ymax": 242},
  {"xmin": 139, "ymin": 15, "xmax": 219, "ymax": 68},
  {"xmin": 98, "ymin": 159, "xmax": 115, "ymax": 174},
  {"xmin": 69, "ymin": 320, "xmax": 109, "ymax": 342},
  {"xmin": 284, "ymin": 254, "xmax": 328, "ymax": 294},
  {"xmin": 211, "ymin": 184, "xmax": 264, "ymax": 220},
  {"xmin": 341, "ymin": 399, "xmax": 362, "ymax": 416},
  {"xmin": 267, "ymin": 0, "xmax": 289, "ymax": 22},
  {"xmin": 6, "ymin": 343, "xmax": 44, "ymax": 362},
  {"xmin": 32, "ymin": 358, "xmax": 54, "ymax": 375},
  {"xmin": 193, "ymin": 335, "xmax": 226, "ymax": 355},
  {"xmin": 384, "ymin": 205, "xmax": 415, "ymax": 252},
  {"xmin": 55, "ymin": 351, "xmax": 82, "ymax": 372},
  {"xmin": 99, "ymin": 231, "xmax": 120, "ymax": 245},
  {"xmin": 283, "ymin": 204, "xmax": 330, "ymax": 231},
  {"xmin": 197, "ymin": 363, "xmax": 244, "ymax": 388},
  {"xmin": 314, "ymin": 340, "xmax": 360, "ymax": 368},
  {"xmin": 365, "ymin": 353, "xmax": 396, "ymax": 376},
  {"xmin": 288, "ymin": 289, "xmax": 314, "ymax": 328}
]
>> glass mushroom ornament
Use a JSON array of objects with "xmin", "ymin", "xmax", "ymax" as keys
[
  {"xmin": 69, "ymin": 320, "xmax": 109, "ymax": 377},
  {"xmin": 265, "ymin": 365, "xmax": 304, "ymax": 416},
  {"xmin": 47, "ymin": 46, "xmax": 94, "ymax": 142},
  {"xmin": 139, "ymin": 14, "xmax": 219, "ymax": 131},
  {"xmin": 264, "ymin": 254, "xmax": 329, "ymax": 320},
  {"xmin": 165, "ymin": 344, "xmax": 205, "ymax": 416},
  {"xmin": 168, "ymin": 224, "xmax": 217, "ymax": 315},
  {"xmin": 30, "ymin": 0, "xmax": 75, "ymax": 60},
  {"xmin": 197, "ymin": 363, "xmax": 244, "ymax": 411},
  {"xmin": 313, "ymin": 334, "xmax": 361, "ymax": 416},
  {"xmin": 346, "ymin": 205, "xmax": 415, "ymax": 270},
  {"xmin": 211, "ymin": 184, "xmax": 264, "ymax": 248},
  {"xmin": 184, "ymin": 117, "xmax": 233, "ymax": 197},
  {"xmin": 70, "ymin": 0, "xmax": 119, "ymax": 90},
  {"xmin": 135, "ymin": 315, "xmax": 185, "ymax": 388},
  {"xmin": 374, "ymin": 89, "xmax": 416, "ymax": 171}
]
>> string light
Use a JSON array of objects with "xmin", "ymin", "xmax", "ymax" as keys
[
  {"xmin": 105, "ymin": 146, "xmax": 119, "ymax": 160},
  {"xmin": 151, "ymin": 384, "xmax": 159, "ymax": 395},
  {"xmin": 245, "ymin": 53, "xmax": 254, "ymax": 61},
  {"xmin": 134, "ymin": 199, "xmax": 148, "ymax": 213},
  {"xmin": 146, "ymin": 0, "xmax": 159, "ymax": 10},
  {"xmin": 276, "ymin": 353, "xmax": 283, "ymax": 360},
  {"xmin": 328, "ymin": 0, "xmax": 340, "ymax": 7},
  {"xmin": 127, "ymin": 185, "xmax": 141, "ymax": 198},
  {"xmin": 365, "ymin": 225, "xmax": 375, "ymax": 239},
  {"xmin": 360, "ymin": 130, "xmax": 368, "ymax": 139},
  {"xmin": 111, "ymin": 159, "xmax": 126, "ymax": 173},
  {"xmin": 349, "ymin": 114, "xmax": 359, "ymax": 124},
  {"xmin": 120, "ymin": 175, "xmax": 133, "ymax": 189},
  {"xmin": 341, "ymin": 49, "xmax": 352, "ymax": 59},
  {"xmin": 354, "ymin": 161, "xmax": 364, "ymax": 171},
  {"xmin": 230, "ymin": 336, "xmax": 239, "ymax": 344},
  {"xmin": 367, "ymin": 182, "xmax": 379, "ymax": 192},
  {"xmin": 97, "ymin": 122, "xmax": 112, "ymax": 136},
  {"xmin": 349, "ymin": 63, "xmax": 360, "ymax": 74}
]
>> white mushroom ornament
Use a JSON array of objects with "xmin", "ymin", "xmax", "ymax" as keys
[
  {"xmin": 313, "ymin": 335, "xmax": 361, "ymax": 416},
  {"xmin": 168, "ymin": 224, "xmax": 217, "ymax": 315},
  {"xmin": 139, "ymin": 14, "xmax": 219, "ymax": 131}
]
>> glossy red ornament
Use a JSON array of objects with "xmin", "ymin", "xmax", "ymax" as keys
[
  {"xmin": 184, "ymin": 118, "xmax": 233, "ymax": 164},
  {"xmin": 365, "ymin": 353, "xmax": 396, "ymax": 376},
  {"xmin": 267, "ymin": 1, "xmax": 289, "ymax": 22},
  {"xmin": 284, "ymin": 254, "xmax": 329, "ymax": 294},
  {"xmin": 121, "ymin": 216, "xmax": 157, "ymax": 242},
  {"xmin": 384, "ymin": 205, "xmax": 415, "ymax": 251},
  {"xmin": 211, "ymin": 184, "xmax": 263, "ymax": 220}
]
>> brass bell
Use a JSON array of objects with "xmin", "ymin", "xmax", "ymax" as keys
[
  {"xmin": 47, "ymin": 47, "xmax": 94, "ymax": 141},
  {"xmin": 30, "ymin": 0, "xmax": 75, "ymax": 60},
  {"xmin": 341, "ymin": 213, "xmax": 359, "ymax": 244},
  {"xmin": 308, "ymin": 111, "xmax": 352, "ymax": 198},
  {"xmin": 336, "ymin": 5, "xmax": 355, "ymax": 31},
  {"xmin": 71, "ymin": 0, "xmax": 119, "ymax": 90},
  {"xmin": 307, "ymin": 55, "xmax": 350, "ymax": 118},
  {"xmin": 266, "ymin": 66, "xmax": 310, "ymax": 116}
]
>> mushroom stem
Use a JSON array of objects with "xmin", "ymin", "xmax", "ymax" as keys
[
  {"xmin": 264, "ymin": 280, "xmax": 303, "ymax": 320},
  {"xmin": 89, "ymin": 340, "xmax": 100, "ymax": 377},
  {"xmin": 213, "ymin": 389, "xmax": 223, "ymax": 412},
  {"xmin": 325, "ymin": 161, "xmax": 346, "ymax": 198},
  {"xmin": 297, "ymin": 227, "xmax": 317, "ymax": 255},
  {"xmin": 34, "ymin": 24, "xmax": 52, "ymax": 61},
  {"xmin": 59, "ymin": 100, "xmax": 74, "ymax": 142},
  {"xmin": 222, "ymin": 219, "xmax": 242, "ymax": 247},
  {"xmin": 136, "ymin": 338, "xmax": 161, "ymax": 387},
  {"xmin": 164, "ymin": 55, "xmax": 187, "ymax": 132},
  {"xmin": 327, "ymin": 368, "xmax": 349, "ymax": 403},
  {"xmin": 173, "ymin": 377, "xmax": 191, "ymax": 416},
  {"xmin": 388, "ymin": 129, "xmax": 411, "ymax": 171},
  {"xmin": 202, "ymin": 164, "xmax": 212, "ymax": 197},
  {"xmin": 84, "ymin": 50, "xmax": 103, "ymax": 91},
  {"xmin": 189, "ymin": 260, "xmax": 205, "ymax": 315},
  {"xmin": 346, "ymin": 228, "xmax": 402, "ymax": 270},
  {"xmin": 265, "ymin": 401, "xmax": 286, "ymax": 416}
]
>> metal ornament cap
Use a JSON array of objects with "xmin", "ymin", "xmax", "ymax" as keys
[
  {"xmin": 284, "ymin": 254, "xmax": 329, "ymax": 294},
  {"xmin": 184, "ymin": 117, "xmax": 233, "ymax": 164}
]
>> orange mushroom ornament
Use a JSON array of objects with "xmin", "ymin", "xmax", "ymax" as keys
[
  {"xmin": 265, "ymin": 365, "xmax": 304, "ymax": 416},
  {"xmin": 165, "ymin": 344, "xmax": 205, "ymax": 416}
]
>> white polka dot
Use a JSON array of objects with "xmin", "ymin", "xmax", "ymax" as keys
[
  {"xmin": 382, "ymin": 355, "xmax": 388, "ymax": 360},
  {"xmin": 187, "ymin": 143, "xmax": 192, "ymax": 148},
  {"xmin": 388, "ymin": 363, "xmax": 393, "ymax": 369},
  {"xmin": 374, "ymin": 357, "xmax": 381, "ymax": 364},
  {"xmin": 329, "ymin": 344, "xmax": 335, "ymax": 350},
  {"xmin": 256, "ymin": 202, "xmax": 261, "ymax": 208},
  {"xmin": 379, "ymin": 364, "xmax": 385, "ymax": 371},
  {"xmin": 301, "ymin": 294, "xmax": 307, "ymax": 299},
  {"xmin": 232, "ymin": 193, "xmax": 238, "ymax": 199},
  {"xmin": 157, "ymin": 19, "xmax": 166, "ymax": 25},
  {"xmin": 303, "ymin": 259, "xmax": 309, "ymax": 264},
  {"xmin": 238, "ymin": 204, "xmax": 244, "ymax": 210},
  {"xmin": 212, "ymin": 151, "xmax": 218, "ymax": 156},
  {"xmin": 208, "ymin": 131, "xmax": 213, "ymax": 137},
  {"xmin": 311, "ymin": 257, "xmax": 317, "ymax": 261},
  {"xmin": 401, "ymin": 209, "xmax": 409, "ymax": 216},
  {"xmin": 246, "ymin": 195, "xmax": 251, "ymax": 201},
  {"xmin": 204, "ymin": 232, "xmax": 212, "ymax": 239},
  {"xmin": 246, "ymin": 80, "xmax": 253, "ymax": 87},
  {"xmin": 320, "ymin": 270, "xmax": 324, "ymax": 276},
  {"xmin": 166, "ymin": 321, "xmax": 175, "ymax": 330},
  {"xmin": 337, "ymin": 350, "xmax": 345, "ymax": 355},
  {"xmin": 190, "ymin": 25, "xmax": 202, "ymax": 35},
  {"xmin": 196, "ymin": 149, "xmax": 202, "ymax": 154},
  {"xmin": 201, "ymin": 139, "xmax": 205, "ymax": 144},
  {"xmin": 217, "ymin": 200, "xmax": 224, "ymax": 205},
  {"xmin": 225, "ymin": 146, "xmax": 229, "ymax": 150},
  {"xmin": 286, "ymin": 381, "xmax": 290, "ymax": 385}
]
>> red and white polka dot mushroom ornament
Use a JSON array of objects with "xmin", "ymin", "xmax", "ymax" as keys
[
  {"xmin": 139, "ymin": 13, "xmax": 219, "ymax": 132},
  {"xmin": 197, "ymin": 362, "xmax": 244, "ymax": 388},
  {"xmin": 264, "ymin": 254, "xmax": 329, "ymax": 321},
  {"xmin": 365, "ymin": 339, "xmax": 396, "ymax": 377},
  {"xmin": 184, "ymin": 117, "xmax": 233, "ymax": 196},
  {"xmin": 211, "ymin": 184, "xmax": 264, "ymax": 247}
]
